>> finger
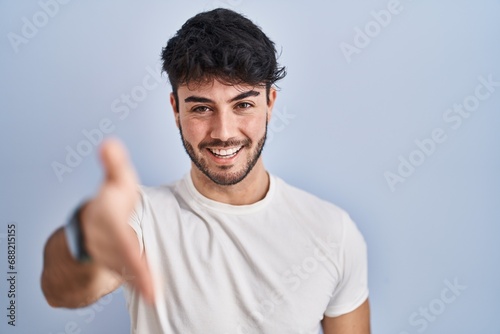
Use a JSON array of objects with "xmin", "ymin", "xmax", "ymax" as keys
[
  {"xmin": 134, "ymin": 257, "xmax": 155, "ymax": 305},
  {"xmin": 116, "ymin": 226, "xmax": 155, "ymax": 304},
  {"xmin": 99, "ymin": 138, "xmax": 138, "ymax": 186}
]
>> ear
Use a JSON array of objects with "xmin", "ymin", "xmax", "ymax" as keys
[
  {"xmin": 266, "ymin": 88, "xmax": 277, "ymax": 123},
  {"xmin": 170, "ymin": 92, "xmax": 180, "ymax": 129}
]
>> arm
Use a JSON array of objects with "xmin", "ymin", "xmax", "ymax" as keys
[
  {"xmin": 40, "ymin": 139, "xmax": 154, "ymax": 308},
  {"xmin": 322, "ymin": 298, "xmax": 371, "ymax": 334},
  {"xmin": 41, "ymin": 224, "xmax": 123, "ymax": 308},
  {"xmin": 322, "ymin": 211, "xmax": 370, "ymax": 332}
]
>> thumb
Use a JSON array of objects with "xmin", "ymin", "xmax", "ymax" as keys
[{"xmin": 99, "ymin": 138, "xmax": 137, "ymax": 185}]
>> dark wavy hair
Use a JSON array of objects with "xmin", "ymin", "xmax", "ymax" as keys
[{"xmin": 161, "ymin": 8, "xmax": 286, "ymax": 109}]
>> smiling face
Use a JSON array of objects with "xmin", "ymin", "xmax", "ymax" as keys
[{"xmin": 171, "ymin": 80, "xmax": 276, "ymax": 186}]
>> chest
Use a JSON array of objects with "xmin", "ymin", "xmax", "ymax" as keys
[{"xmin": 143, "ymin": 205, "xmax": 341, "ymax": 333}]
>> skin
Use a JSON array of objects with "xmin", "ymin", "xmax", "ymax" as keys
[
  {"xmin": 171, "ymin": 80, "xmax": 274, "ymax": 205},
  {"xmin": 322, "ymin": 299, "xmax": 371, "ymax": 334},
  {"xmin": 41, "ymin": 139, "xmax": 154, "ymax": 307},
  {"xmin": 41, "ymin": 79, "xmax": 370, "ymax": 333}
]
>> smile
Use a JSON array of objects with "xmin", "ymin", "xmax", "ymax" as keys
[{"xmin": 207, "ymin": 146, "xmax": 243, "ymax": 159}]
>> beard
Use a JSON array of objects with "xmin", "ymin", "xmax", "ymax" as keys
[{"xmin": 179, "ymin": 122, "xmax": 267, "ymax": 186}]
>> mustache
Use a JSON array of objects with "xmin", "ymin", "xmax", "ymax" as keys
[{"xmin": 198, "ymin": 138, "xmax": 251, "ymax": 150}]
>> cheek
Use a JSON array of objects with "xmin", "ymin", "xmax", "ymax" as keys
[
  {"xmin": 244, "ymin": 115, "xmax": 268, "ymax": 138},
  {"xmin": 180, "ymin": 119, "xmax": 206, "ymax": 142}
]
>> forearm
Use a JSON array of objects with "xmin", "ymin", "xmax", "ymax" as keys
[{"xmin": 41, "ymin": 227, "xmax": 121, "ymax": 308}]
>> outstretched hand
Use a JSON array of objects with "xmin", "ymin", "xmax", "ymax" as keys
[{"xmin": 80, "ymin": 138, "xmax": 155, "ymax": 304}]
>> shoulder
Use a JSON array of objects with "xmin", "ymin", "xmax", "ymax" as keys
[
  {"xmin": 138, "ymin": 178, "xmax": 182, "ymax": 201},
  {"xmin": 271, "ymin": 175, "xmax": 359, "ymax": 243},
  {"xmin": 135, "ymin": 179, "xmax": 184, "ymax": 214},
  {"xmin": 273, "ymin": 175, "xmax": 348, "ymax": 219}
]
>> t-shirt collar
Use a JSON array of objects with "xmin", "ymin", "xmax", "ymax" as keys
[{"xmin": 180, "ymin": 171, "xmax": 275, "ymax": 215}]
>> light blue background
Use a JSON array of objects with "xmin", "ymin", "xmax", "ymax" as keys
[{"xmin": 1, "ymin": 0, "xmax": 499, "ymax": 333}]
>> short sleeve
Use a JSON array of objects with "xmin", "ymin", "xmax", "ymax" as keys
[
  {"xmin": 128, "ymin": 187, "xmax": 145, "ymax": 255},
  {"xmin": 324, "ymin": 212, "xmax": 369, "ymax": 317}
]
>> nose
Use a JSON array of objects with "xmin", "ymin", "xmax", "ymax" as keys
[{"xmin": 210, "ymin": 109, "xmax": 237, "ymax": 142}]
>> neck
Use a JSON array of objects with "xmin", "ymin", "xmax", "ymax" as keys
[{"xmin": 190, "ymin": 159, "xmax": 269, "ymax": 205}]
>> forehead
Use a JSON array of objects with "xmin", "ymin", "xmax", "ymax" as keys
[{"xmin": 177, "ymin": 79, "xmax": 266, "ymax": 100}]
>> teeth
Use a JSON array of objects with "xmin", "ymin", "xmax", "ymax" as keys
[{"xmin": 209, "ymin": 146, "xmax": 242, "ymax": 157}]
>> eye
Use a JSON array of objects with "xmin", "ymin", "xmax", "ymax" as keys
[
  {"xmin": 192, "ymin": 105, "xmax": 211, "ymax": 113},
  {"xmin": 235, "ymin": 102, "xmax": 253, "ymax": 110}
]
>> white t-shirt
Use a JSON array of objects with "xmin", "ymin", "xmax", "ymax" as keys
[{"xmin": 123, "ymin": 173, "xmax": 368, "ymax": 334}]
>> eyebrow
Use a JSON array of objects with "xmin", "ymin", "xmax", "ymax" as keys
[
  {"xmin": 229, "ymin": 90, "xmax": 260, "ymax": 102},
  {"xmin": 184, "ymin": 90, "xmax": 260, "ymax": 104}
]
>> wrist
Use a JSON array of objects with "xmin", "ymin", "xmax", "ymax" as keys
[{"xmin": 64, "ymin": 203, "xmax": 92, "ymax": 263}]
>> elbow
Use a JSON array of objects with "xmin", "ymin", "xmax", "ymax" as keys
[
  {"xmin": 40, "ymin": 270, "xmax": 100, "ymax": 309},
  {"xmin": 40, "ymin": 269, "xmax": 76, "ymax": 308},
  {"xmin": 41, "ymin": 271, "xmax": 63, "ymax": 308}
]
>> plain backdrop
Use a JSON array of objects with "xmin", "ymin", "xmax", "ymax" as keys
[{"xmin": 1, "ymin": 0, "xmax": 499, "ymax": 333}]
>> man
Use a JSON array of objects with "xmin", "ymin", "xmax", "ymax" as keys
[{"xmin": 41, "ymin": 8, "xmax": 370, "ymax": 333}]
